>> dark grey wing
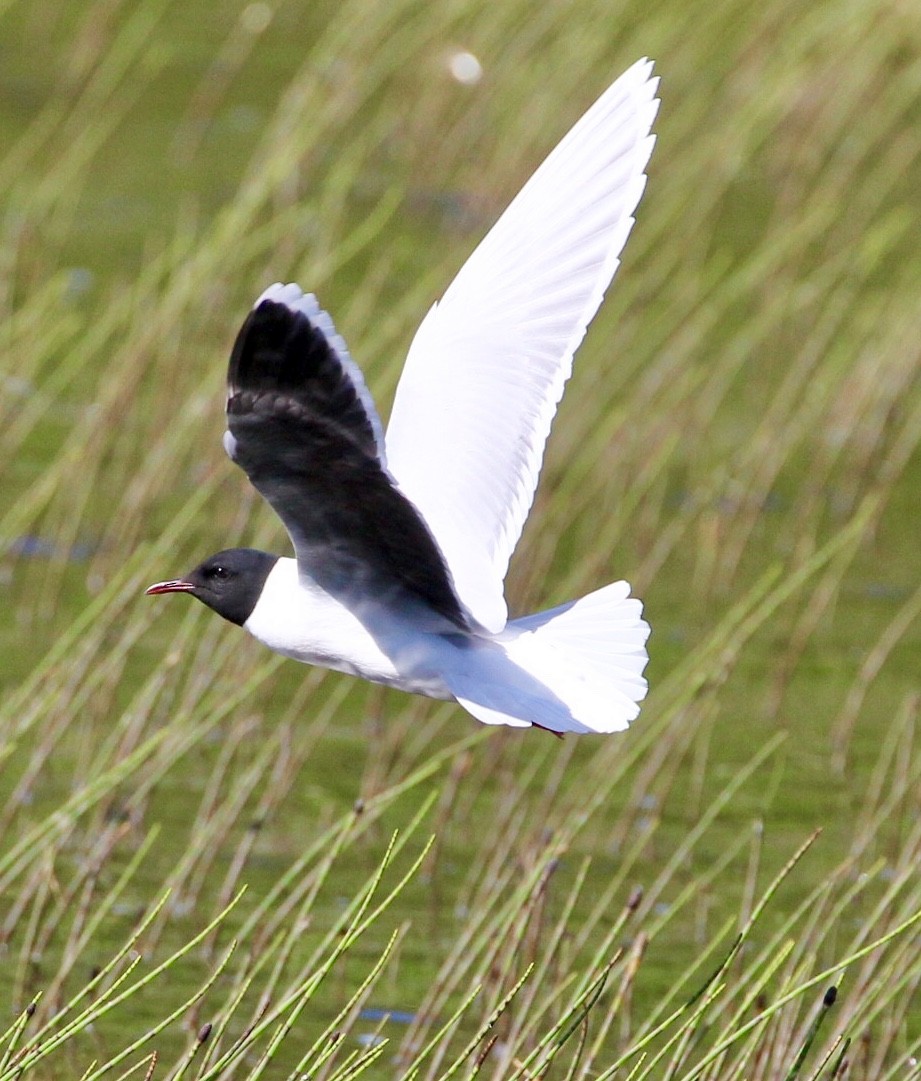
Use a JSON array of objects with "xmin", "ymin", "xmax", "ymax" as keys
[{"xmin": 224, "ymin": 283, "xmax": 471, "ymax": 629}]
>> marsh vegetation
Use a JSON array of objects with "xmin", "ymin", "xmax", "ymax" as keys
[{"xmin": 1, "ymin": 0, "xmax": 920, "ymax": 1076}]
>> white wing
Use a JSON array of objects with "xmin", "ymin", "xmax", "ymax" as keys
[{"xmin": 385, "ymin": 59, "xmax": 659, "ymax": 632}]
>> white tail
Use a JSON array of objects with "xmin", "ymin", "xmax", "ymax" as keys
[{"xmin": 444, "ymin": 581, "xmax": 649, "ymax": 734}]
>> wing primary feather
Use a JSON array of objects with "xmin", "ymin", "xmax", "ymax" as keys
[{"xmin": 228, "ymin": 285, "xmax": 385, "ymax": 462}]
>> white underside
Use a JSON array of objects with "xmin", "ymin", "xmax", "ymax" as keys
[
  {"xmin": 245, "ymin": 559, "xmax": 649, "ymax": 734},
  {"xmin": 244, "ymin": 559, "xmax": 455, "ymax": 698}
]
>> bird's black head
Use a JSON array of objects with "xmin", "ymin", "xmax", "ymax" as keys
[{"xmin": 145, "ymin": 548, "xmax": 279, "ymax": 626}]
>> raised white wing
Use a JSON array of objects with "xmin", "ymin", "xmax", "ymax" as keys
[{"xmin": 385, "ymin": 59, "xmax": 659, "ymax": 632}]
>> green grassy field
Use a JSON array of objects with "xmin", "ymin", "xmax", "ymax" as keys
[{"xmin": 1, "ymin": 0, "xmax": 920, "ymax": 1076}]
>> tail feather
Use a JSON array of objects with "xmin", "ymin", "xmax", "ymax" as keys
[{"xmin": 445, "ymin": 581, "xmax": 649, "ymax": 734}]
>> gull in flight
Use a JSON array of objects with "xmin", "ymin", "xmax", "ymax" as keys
[{"xmin": 147, "ymin": 59, "xmax": 658, "ymax": 734}]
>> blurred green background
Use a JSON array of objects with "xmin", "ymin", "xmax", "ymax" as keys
[{"xmin": 1, "ymin": 0, "xmax": 920, "ymax": 1075}]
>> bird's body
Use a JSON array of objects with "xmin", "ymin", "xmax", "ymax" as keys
[
  {"xmin": 147, "ymin": 59, "xmax": 659, "ymax": 735},
  {"xmin": 245, "ymin": 556, "xmax": 455, "ymax": 698}
]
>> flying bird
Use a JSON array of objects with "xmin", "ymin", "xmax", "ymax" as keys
[{"xmin": 146, "ymin": 59, "xmax": 658, "ymax": 734}]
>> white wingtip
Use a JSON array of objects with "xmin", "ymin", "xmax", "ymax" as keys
[{"xmin": 254, "ymin": 282, "xmax": 327, "ymax": 328}]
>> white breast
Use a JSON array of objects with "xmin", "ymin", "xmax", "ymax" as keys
[{"xmin": 243, "ymin": 558, "xmax": 453, "ymax": 698}]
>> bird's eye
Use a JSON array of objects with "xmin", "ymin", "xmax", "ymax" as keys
[{"xmin": 210, "ymin": 565, "xmax": 230, "ymax": 580}]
